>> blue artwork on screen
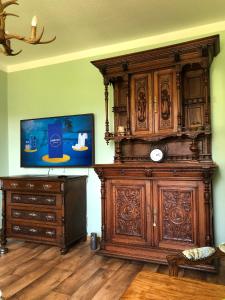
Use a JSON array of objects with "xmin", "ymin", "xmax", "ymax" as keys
[{"xmin": 21, "ymin": 114, "xmax": 94, "ymax": 167}]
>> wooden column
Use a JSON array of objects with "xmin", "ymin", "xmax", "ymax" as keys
[
  {"xmin": 123, "ymin": 74, "xmax": 131, "ymax": 135},
  {"xmin": 104, "ymin": 77, "xmax": 110, "ymax": 144},
  {"xmin": 176, "ymin": 64, "xmax": 182, "ymax": 133},
  {"xmin": 202, "ymin": 60, "xmax": 210, "ymax": 133}
]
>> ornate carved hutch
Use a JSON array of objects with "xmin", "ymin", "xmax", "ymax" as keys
[{"xmin": 92, "ymin": 35, "xmax": 220, "ymax": 271}]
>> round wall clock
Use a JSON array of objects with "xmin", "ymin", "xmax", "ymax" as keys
[{"xmin": 150, "ymin": 148, "xmax": 164, "ymax": 162}]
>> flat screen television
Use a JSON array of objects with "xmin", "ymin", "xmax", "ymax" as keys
[{"xmin": 20, "ymin": 113, "xmax": 94, "ymax": 168}]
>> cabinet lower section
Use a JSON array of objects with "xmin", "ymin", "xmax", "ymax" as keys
[
  {"xmin": 95, "ymin": 163, "xmax": 216, "ymax": 271},
  {"xmin": 0, "ymin": 175, "xmax": 87, "ymax": 254}
]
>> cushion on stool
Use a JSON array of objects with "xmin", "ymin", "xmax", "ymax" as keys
[
  {"xmin": 182, "ymin": 246, "xmax": 216, "ymax": 261},
  {"xmin": 218, "ymin": 243, "xmax": 225, "ymax": 253}
]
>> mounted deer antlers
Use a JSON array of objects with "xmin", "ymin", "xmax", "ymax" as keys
[{"xmin": 0, "ymin": 0, "xmax": 56, "ymax": 56}]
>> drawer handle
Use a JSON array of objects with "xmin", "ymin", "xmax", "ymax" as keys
[
  {"xmin": 29, "ymin": 228, "xmax": 38, "ymax": 233},
  {"xmin": 13, "ymin": 196, "xmax": 21, "ymax": 201},
  {"xmin": 26, "ymin": 183, "xmax": 35, "ymax": 188},
  {"xmin": 28, "ymin": 212, "xmax": 38, "ymax": 217},
  {"xmin": 46, "ymin": 215, "xmax": 55, "ymax": 221},
  {"xmin": 46, "ymin": 230, "xmax": 55, "ymax": 236},
  {"xmin": 13, "ymin": 225, "xmax": 21, "ymax": 231},
  {"xmin": 153, "ymin": 208, "xmax": 157, "ymax": 227},
  {"xmin": 43, "ymin": 184, "xmax": 52, "ymax": 190},
  {"xmin": 13, "ymin": 211, "xmax": 21, "ymax": 217},
  {"xmin": 11, "ymin": 182, "xmax": 18, "ymax": 188},
  {"xmin": 28, "ymin": 197, "xmax": 37, "ymax": 201},
  {"xmin": 46, "ymin": 198, "xmax": 54, "ymax": 203}
]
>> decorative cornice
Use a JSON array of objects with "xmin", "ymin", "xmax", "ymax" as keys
[
  {"xmin": 91, "ymin": 35, "xmax": 219, "ymax": 76},
  {"xmin": 2, "ymin": 19, "xmax": 225, "ymax": 73}
]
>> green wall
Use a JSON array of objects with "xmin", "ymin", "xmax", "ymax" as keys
[
  {"xmin": 0, "ymin": 70, "xmax": 8, "ymax": 221},
  {"xmin": 0, "ymin": 70, "xmax": 8, "ymax": 176},
  {"xmin": 4, "ymin": 32, "xmax": 225, "ymax": 242},
  {"xmin": 7, "ymin": 59, "xmax": 115, "ymax": 235},
  {"xmin": 211, "ymin": 32, "xmax": 225, "ymax": 244}
]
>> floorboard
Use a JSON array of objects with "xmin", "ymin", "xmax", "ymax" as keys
[{"xmin": 0, "ymin": 239, "xmax": 224, "ymax": 299}]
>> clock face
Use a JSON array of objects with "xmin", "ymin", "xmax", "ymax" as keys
[{"xmin": 150, "ymin": 148, "xmax": 164, "ymax": 162}]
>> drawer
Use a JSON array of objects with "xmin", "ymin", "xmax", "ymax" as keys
[
  {"xmin": 8, "ymin": 192, "xmax": 63, "ymax": 209},
  {"xmin": 7, "ymin": 207, "xmax": 61, "ymax": 224},
  {"xmin": 7, "ymin": 223, "xmax": 61, "ymax": 243},
  {"xmin": 2, "ymin": 179, "xmax": 62, "ymax": 193}
]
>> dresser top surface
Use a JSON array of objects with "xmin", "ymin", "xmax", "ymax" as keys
[{"xmin": 0, "ymin": 175, "xmax": 87, "ymax": 182}]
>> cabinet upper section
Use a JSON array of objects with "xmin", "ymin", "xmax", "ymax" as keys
[{"xmin": 91, "ymin": 35, "xmax": 220, "ymax": 163}]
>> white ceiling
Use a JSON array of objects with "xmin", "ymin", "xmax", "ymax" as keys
[{"xmin": 2, "ymin": 0, "xmax": 225, "ymax": 67}]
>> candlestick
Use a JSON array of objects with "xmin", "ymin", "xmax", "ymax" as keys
[
  {"xmin": 31, "ymin": 16, "xmax": 37, "ymax": 40},
  {"xmin": 31, "ymin": 16, "xmax": 38, "ymax": 27},
  {"xmin": 117, "ymin": 126, "xmax": 125, "ymax": 136}
]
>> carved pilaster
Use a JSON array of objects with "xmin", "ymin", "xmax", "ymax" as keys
[
  {"xmin": 189, "ymin": 139, "xmax": 199, "ymax": 160},
  {"xmin": 203, "ymin": 170, "xmax": 213, "ymax": 246},
  {"xmin": 114, "ymin": 141, "xmax": 122, "ymax": 163},
  {"xmin": 95, "ymin": 168, "xmax": 106, "ymax": 248},
  {"xmin": 0, "ymin": 190, "xmax": 8, "ymax": 255}
]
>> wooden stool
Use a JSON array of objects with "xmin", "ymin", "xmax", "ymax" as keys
[{"xmin": 167, "ymin": 244, "xmax": 225, "ymax": 276}]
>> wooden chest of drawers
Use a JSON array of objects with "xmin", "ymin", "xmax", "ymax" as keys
[{"xmin": 0, "ymin": 175, "xmax": 87, "ymax": 254}]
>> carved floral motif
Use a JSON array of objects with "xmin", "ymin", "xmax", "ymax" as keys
[
  {"xmin": 135, "ymin": 77, "xmax": 148, "ymax": 129},
  {"xmin": 159, "ymin": 75, "xmax": 172, "ymax": 128},
  {"xmin": 115, "ymin": 187, "xmax": 142, "ymax": 236},
  {"xmin": 162, "ymin": 190, "xmax": 193, "ymax": 242}
]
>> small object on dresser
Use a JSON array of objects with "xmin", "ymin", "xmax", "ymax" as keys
[
  {"xmin": 90, "ymin": 232, "xmax": 98, "ymax": 250},
  {"xmin": 117, "ymin": 126, "xmax": 125, "ymax": 136},
  {"xmin": 0, "ymin": 289, "xmax": 4, "ymax": 300}
]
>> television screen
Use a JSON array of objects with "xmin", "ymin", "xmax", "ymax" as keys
[{"xmin": 20, "ymin": 114, "xmax": 94, "ymax": 167}]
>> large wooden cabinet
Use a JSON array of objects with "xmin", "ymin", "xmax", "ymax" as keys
[
  {"xmin": 92, "ymin": 35, "xmax": 219, "ymax": 270},
  {"xmin": 0, "ymin": 175, "xmax": 87, "ymax": 254}
]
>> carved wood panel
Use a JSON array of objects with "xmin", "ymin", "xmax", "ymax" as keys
[
  {"xmin": 154, "ymin": 68, "xmax": 177, "ymax": 134},
  {"xmin": 183, "ymin": 68, "xmax": 205, "ymax": 129},
  {"xmin": 108, "ymin": 180, "xmax": 151, "ymax": 245},
  {"xmin": 154, "ymin": 181, "xmax": 199, "ymax": 249},
  {"xmin": 115, "ymin": 186, "xmax": 142, "ymax": 236},
  {"xmin": 162, "ymin": 190, "xmax": 193, "ymax": 241},
  {"xmin": 131, "ymin": 74, "xmax": 153, "ymax": 135}
]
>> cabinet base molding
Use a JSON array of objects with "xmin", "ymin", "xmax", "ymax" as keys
[{"xmin": 97, "ymin": 247, "xmax": 217, "ymax": 273}]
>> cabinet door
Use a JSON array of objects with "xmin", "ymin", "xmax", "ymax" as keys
[
  {"xmin": 106, "ymin": 179, "xmax": 152, "ymax": 246},
  {"xmin": 130, "ymin": 73, "xmax": 153, "ymax": 136},
  {"xmin": 153, "ymin": 180, "xmax": 200, "ymax": 250},
  {"xmin": 153, "ymin": 68, "xmax": 178, "ymax": 134}
]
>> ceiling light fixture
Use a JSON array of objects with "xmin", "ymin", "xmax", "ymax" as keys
[{"xmin": 0, "ymin": 0, "xmax": 56, "ymax": 56}]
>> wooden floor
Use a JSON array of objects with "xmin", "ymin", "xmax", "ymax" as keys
[{"xmin": 0, "ymin": 239, "xmax": 225, "ymax": 300}]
